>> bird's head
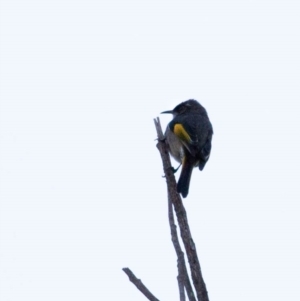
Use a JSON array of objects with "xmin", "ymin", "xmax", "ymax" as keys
[{"xmin": 161, "ymin": 99, "xmax": 202, "ymax": 116}]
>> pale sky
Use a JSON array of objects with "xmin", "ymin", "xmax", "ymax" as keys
[{"xmin": 0, "ymin": 1, "xmax": 300, "ymax": 300}]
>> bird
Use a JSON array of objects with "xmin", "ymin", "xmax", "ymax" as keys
[{"xmin": 161, "ymin": 99, "xmax": 213, "ymax": 198}]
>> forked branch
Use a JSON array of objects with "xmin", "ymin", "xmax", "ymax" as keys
[
  {"xmin": 122, "ymin": 118, "xmax": 209, "ymax": 301},
  {"xmin": 154, "ymin": 117, "xmax": 209, "ymax": 301}
]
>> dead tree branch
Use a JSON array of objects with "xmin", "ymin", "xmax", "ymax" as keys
[
  {"xmin": 123, "ymin": 118, "xmax": 209, "ymax": 301},
  {"xmin": 168, "ymin": 194, "xmax": 196, "ymax": 301},
  {"xmin": 154, "ymin": 117, "xmax": 209, "ymax": 301},
  {"xmin": 122, "ymin": 268, "xmax": 160, "ymax": 301}
]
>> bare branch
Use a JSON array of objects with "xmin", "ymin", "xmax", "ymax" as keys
[
  {"xmin": 154, "ymin": 117, "xmax": 209, "ymax": 301},
  {"xmin": 177, "ymin": 272, "xmax": 186, "ymax": 301},
  {"xmin": 168, "ymin": 195, "xmax": 196, "ymax": 301},
  {"xmin": 122, "ymin": 268, "xmax": 160, "ymax": 301}
]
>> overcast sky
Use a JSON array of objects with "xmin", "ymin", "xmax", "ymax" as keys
[{"xmin": 1, "ymin": 1, "xmax": 300, "ymax": 300}]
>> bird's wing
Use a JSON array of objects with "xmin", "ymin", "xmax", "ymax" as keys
[
  {"xmin": 171, "ymin": 123, "xmax": 198, "ymax": 157},
  {"xmin": 173, "ymin": 123, "xmax": 193, "ymax": 144}
]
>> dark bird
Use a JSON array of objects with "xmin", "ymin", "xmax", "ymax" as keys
[{"xmin": 161, "ymin": 99, "xmax": 213, "ymax": 198}]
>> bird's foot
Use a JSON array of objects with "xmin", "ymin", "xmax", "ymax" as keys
[{"xmin": 171, "ymin": 163, "xmax": 182, "ymax": 174}]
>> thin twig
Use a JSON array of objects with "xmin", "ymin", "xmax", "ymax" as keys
[
  {"xmin": 122, "ymin": 268, "xmax": 160, "ymax": 301},
  {"xmin": 170, "ymin": 194, "xmax": 185, "ymax": 301},
  {"xmin": 154, "ymin": 117, "xmax": 209, "ymax": 301}
]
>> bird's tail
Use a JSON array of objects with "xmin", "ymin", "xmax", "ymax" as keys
[{"xmin": 177, "ymin": 156, "xmax": 194, "ymax": 198}]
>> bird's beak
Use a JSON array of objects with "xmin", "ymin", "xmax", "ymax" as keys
[{"xmin": 161, "ymin": 110, "xmax": 173, "ymax": 114}]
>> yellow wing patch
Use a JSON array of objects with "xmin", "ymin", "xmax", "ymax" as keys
[{"xmin": 173, "ymin": 124, "xmax": 192, "ymax": 143}]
